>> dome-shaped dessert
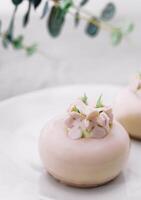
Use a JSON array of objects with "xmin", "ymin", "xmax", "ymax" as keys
[
  {"xmin": 114, "ymin": 74, "xmax": 141, "ymax": 139},
  {"xmin": 39, "ymin": 95, "xmax": 130, "ymax": 187}
]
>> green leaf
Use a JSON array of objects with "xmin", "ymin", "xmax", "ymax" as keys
[
  {"xmin": 71, "ymin": 105, "xmax": 80, "ymax": 113},
  {"xmin": 31, "ymin": 0, "xmax": 42, "ymax": 9},
  {"xmin": 111, "ymin": 29, "xmax": 122, "ymax": 46},
  {"xmin": 85, "ymin": 17, "xmax": 100, "ymax": 37},
  {"xmin": 96, "ymin": 95, "xmax": 104, "ymax": 108},
  {"xmin": 101, "ymin": 3, "xmax": 116, "ymax": 21},
  {"xmin": 13, "ymin": 35, "xmax": 24, "ymax": 49},
  {"xmin": 123, "ymin": 22, "xmax": 134, "ymax": 35},
  {"xmin": 2, "ymin": 37, "xmax": 9, "ymax": 48},
  {"xmin": 81, "ymin": 93, "xmax": 88, "ymax": 105},
  {"xmin": 6, "ymin": 17, "xmax": 14, "ymax": 42},
  {"xmin": 82, "ymin": 129, "xmax": 91, "ymax": 138},
  {"xmin": 40, "ymin": 1, "xmax": 49, "ymax": 19},
  {"xmin": 12, "ymin": 0, "xmax": 23, "ymax": 6},
  {"xmin": 26, "ymin": 43, "xmax": 37, "ymax": 55},
  {"xmin": 80, "ymin": 0, "xmax": 89, "ymax": 7},
  {"xmin": 47, "ymin": 6, "xmax": 65, "ymax": 37},
  {"xmin": 23, "ymin": 1, "xmax": 31, "ymax": 27},
  {"xmin": 61, "ymin": 0, "xmax": 73, "ymax": 13},
  {"xmin": 6, "ymin": 6, "xmax": 17, "ymax": 42},
  {"xmin": 74, "ymin": 12, "xmax": 80, "ymax": 27}
]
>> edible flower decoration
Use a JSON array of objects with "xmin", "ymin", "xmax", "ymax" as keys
[
  {"xmin": 65, "ymin": 94, "xmax": 113, "ymax": 140},
  {"xmin": 130, "ymin": 73, "xmax": 141, "ymax": 93}
]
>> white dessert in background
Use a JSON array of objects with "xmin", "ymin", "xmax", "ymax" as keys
[
  {"xmin": 39, "ymin": 95, "xmax": 130, "ymax": 187},
  {"xmin": 114, "ymin": 74, "xmax": 141, "ymax": 139}
]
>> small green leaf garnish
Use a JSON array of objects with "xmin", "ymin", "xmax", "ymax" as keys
[
  {"xmin": 81, "ymin": 93, "xmax": 88, "ymax": 105},
  {"xmin": 72, "ymin": 105, "xmax": 80, "ymax": 113},
  {"xmin": 82, "ymin": 129, "xmax": 91, "ymax": 138},
  {"xmin": 96, "ymin": 95, "xmax": 104, "ymax": 108}
]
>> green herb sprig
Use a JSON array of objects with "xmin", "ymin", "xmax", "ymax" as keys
[
  {"xmin": 0, "ymin": 0, "xmax": 134, "ymax": 55},
  {"xmin": 81, "ymin": 93, "xmax": 88, "ymax": 105},
  {"xmin": 96, "ymin": 94, "xmax": 104, "ymax": 108}
]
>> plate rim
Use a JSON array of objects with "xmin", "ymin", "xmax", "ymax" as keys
[{"xmin": 0, "ymin": 83, "xmax": 122, "ymax": 108}]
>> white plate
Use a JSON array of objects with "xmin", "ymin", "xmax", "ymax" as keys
[{"xmin": 0, "ymin": 84, "xmax": 141, "ymax": 200}]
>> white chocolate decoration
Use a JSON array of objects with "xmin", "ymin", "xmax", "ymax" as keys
[{"xmin": 65, "ymin": 97, "xmax": 113, "ymax": 140}]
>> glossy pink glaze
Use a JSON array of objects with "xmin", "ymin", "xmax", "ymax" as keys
[{"xmin": 39, "ymin": 116, "xmax": 130, "ymax": 187}]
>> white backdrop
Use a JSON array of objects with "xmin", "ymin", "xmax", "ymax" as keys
[{"xmin": 0, "ymin": 0, "xmax": 141, "ymax": 100}]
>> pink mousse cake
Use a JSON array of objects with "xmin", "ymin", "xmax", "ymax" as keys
[
  {"xmin": 39, "ymin": 95, "xmax": 130, "ymax": 187},
  {"xmin": 114, "ymin": 74, "xmax": 141, "ymax": 140}
]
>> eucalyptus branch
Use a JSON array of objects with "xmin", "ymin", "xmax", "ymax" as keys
[
  {"xmin": 0, "ymin": 0, "xmax": 134, "ymax": 56},
  {"xmin": 71, "ymin": 4, "xmax": 113, "ymax": 32}
]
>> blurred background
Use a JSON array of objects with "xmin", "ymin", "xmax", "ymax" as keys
[{"xmin": 0, "ymin": 0, "xmax": 140, "ymax": 100}]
